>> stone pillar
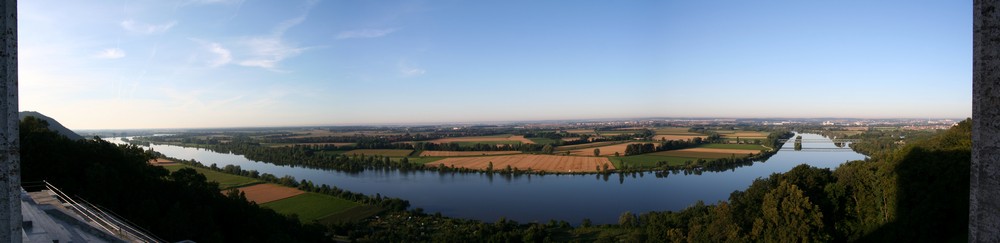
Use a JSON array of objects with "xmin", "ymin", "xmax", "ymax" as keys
[
  {"xmin": 972, "ymin": 0, "xmax": 1000, "ymax": 242},
  {"xmin": 0, "ymin": 0, "xmax": 14, "ymax": 241}
]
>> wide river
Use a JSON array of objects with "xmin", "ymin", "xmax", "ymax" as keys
[{"xmin": 109, "ymin": 133, "xmax": 865, "ymax": 225}]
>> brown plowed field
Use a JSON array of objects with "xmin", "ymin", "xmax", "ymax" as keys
[
  {"xmin": 270, "ymin": 142, "xmax": 355, "ymax": 148},
  {"xmin": 419, "ymin": 151, "xmax": 523, "ymax": 157},
  {"xmin": 429, "ymin": 135, "xmax": 534, "ymax": 144},
  {"xmin": 236, "ymin": 184, "xmax": 305, "ymax": 204},
  {"xmin": 426, "ymin": 154, "xmax": 614, "ymax": 172}
]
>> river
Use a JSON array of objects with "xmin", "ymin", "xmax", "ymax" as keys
[{"xmin": 108, "ymin": 133, "xmax": 865, "ymax": 225}]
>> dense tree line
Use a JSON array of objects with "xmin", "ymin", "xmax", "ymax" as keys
[{"xmin": 19, "ymin": 117, "xmax": 330, "ymax": 242}]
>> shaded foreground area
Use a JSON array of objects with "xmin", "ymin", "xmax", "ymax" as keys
[{"xmin": 19, "ymin": 117, "xmax": 331, "ymax": 242}]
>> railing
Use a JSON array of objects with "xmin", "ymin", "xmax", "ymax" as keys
[{"xmin": 40, "ymin": 180, "xmax": 167, "ymax": 243}]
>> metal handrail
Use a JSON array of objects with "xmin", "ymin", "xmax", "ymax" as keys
[{"xmin": 42, "ymin": 180, "xmax": 166, "ymax": 243}]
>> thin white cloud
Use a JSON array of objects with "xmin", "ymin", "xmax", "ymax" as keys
[
  {"xmin": 336, "ymin": 28, "xmax": 399, "ymax": 40},
  {"xmin": 95, "ymin": 48, "xmax": 126, "ymax": 59},
  {"xmin": 236, "ymin": 1, "xmax": 317, "ymax": 71},
  {"xmin": 208, "ymin": 43, "xmax": 232, "ymax": 67},
  {"xmin": 120, "ymin": 19, "xmax": 177, "ymax": 35},
  {"xmin": 237, "ymin": 37, "xmax": 306, "ymax": 69},
  {"xmin": 398, "ymin": 61, "xmax": 426, "ymax": 77}
]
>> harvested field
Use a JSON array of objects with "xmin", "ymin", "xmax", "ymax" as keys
[
  {"xmin": 344, "ymin": 149, "xmax": 414, "ymax": 157},
  {"xmin": 428, "ymin": 135, "xmax": 534, "ymax": 144},
  {"xmin": 568, "ymin": 142, "xmax": 643, "ymax": 156},
  {"xmin": 236, "ymin": 184, "xmax": 305, "ymax": 204},
  {"xmin": 653, "ymin": 135, "xmax": 707, "ymax": 141},
  {"xmin": 419, "ymin": 151, "xmax": 522, "ymax": 157},
  {"xmin": 148, "ymin": 158, "xmax": 177, "ymax": 166},
  {"xmin": 426, "ymin": 154, "xmax": 614, "ymax": 172}
]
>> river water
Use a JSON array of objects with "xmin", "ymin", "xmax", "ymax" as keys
[{"xmin": 108, "ymin": 133, "xmax": 865, "ymax": 225}]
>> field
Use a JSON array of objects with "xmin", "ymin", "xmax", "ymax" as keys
[
  {"xmin": 148, "ymin": 158, "xmax": 177, "ymax": 166},
  {"xmin": 427, "ymin": 134, "xmax": 534, "ymax": 144},
  {"xmin": 652, "ymin": 127, "xmax": 706, "ymax": 141},
  {"xmin": 262, "ymin": 193, "xmax": 363, "ymax": 223},
  {"xmin": 269, "ymin": 142, "xmax": 355, "ymax": 148},
  {"xmin": 712, "ymin": 130, "xmax": 769, "ymax": 138},
  {"xmin": 527, "ymin": 137, "xmax": 560, "ymax": 145},
  {"xmin": 568, "ymin": 142, "xmax": 642, "ymax": 156},
  {"xmin": 236, "ymin": 183, "xmax": 306, "ymax": 204},
  {"xmin": 394, "ymin": 156, "xmax": 445, "ymax": 164},
  {"xmin": 418, "ymin": 150, "xmax": 523, "ymax": 157},
  {"xmin": 555, "ymin": 141, "xmax": 626, "ymax": 151},
  {"xmin": 426, "ymin": 154, "xmax": 615, "ymax": 172},
  {"xmin": 698, "ymin": 144, "xmax": 767, "ymax": 150},
  {"xmin": 653, "ymin": 135, "xmax": 707, "ymax": 141},
  {"xmin": 163, "ymin": 164, "xmax": 260, "ymax": 189},
  {"xmin": 649, "ymin": 148, "xmax": 759, "ymax": 159},
  {"xmin": 609, "ymin": 155, "xmax": 694, "ymax": 168},
  {"xmin": 343, "ymin": 149, "xmax": 414, "ymax": 157}
]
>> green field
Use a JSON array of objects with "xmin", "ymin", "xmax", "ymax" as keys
[
  {"xmin": 344, "ymin": 149, "xmax": 414, "ymax": 157},
  {"xmin": 262, "ymin": 193, "xmax": 363, "ymax": 223},
  {"xmin": 394, "ymin": 156, "xmax": 445, "ymax": 164},
  {"xmin": 163, "ymin": 164, "xmax": 260, "ymax": 189},
  {"xmin": 650, "ymin": 150, "xmax": 753, "ymax": 159},
  {"xmin": 555, "ymin": 141, "xmax": 626, "ymax": 151},
  {"xmin": 317, "ymin": 205, "xmax": 384, "ymax": 225},
  {"xmin": 453, "ymin": 141, "xmax": 522, "ymax": 146},
  {"xmin": 698, "ymin": 144, "xmax": 767, "ymax": 150},
  {"xmin": 527, "ymin": 137, "xmax": 560, "ymax": 145},
  {"xmin": 609, "ymin": 155, "xmax": 694, "ymax": 168},
  {"xmin": 653, "ymin": 127, "xmax": 698, "ymax": 135}
]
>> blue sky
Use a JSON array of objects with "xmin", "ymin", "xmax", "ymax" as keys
[{"xmin": 19, "ymin": 1, "xmax": 970, "ymax": 129}]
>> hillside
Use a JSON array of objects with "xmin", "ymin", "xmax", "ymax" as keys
[{"xmin": 19, "ymin": 111, "xmax": 83, "ymax": 140}]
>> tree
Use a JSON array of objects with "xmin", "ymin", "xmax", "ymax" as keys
[
  {"xmin": 619, "ymin": 211, "xmax": 637, "ymax": 228},
  {"xmin": 751, "ymin": 180, "xmax": 829, "ymax": 242},
  {"xmin": 594, "ymin": 148, "xmax": 601, "ymax": 156},
  {"xmin": 486, "ymin": 161, "xmax": 494, "ymax": 172},
  {"xmin": 542, "ymin": 144, "xmax": 554, "ymax": 154}
]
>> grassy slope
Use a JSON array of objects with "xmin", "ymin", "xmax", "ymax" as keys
[
  {"xmin": 262, "ymin": 193, "xmax": 364, "ymax": 224},
  {"xmin": 163, "ymin": 164, "xmax": 260, "ymax": 189}
]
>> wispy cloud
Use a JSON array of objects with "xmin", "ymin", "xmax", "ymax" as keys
[
  {"xmin": 95, "ymin": 48, "xmax": 126, "ymax": 59},
  {"xmin": 238, "ymin": 37, "xmax": 306, "ymax": 69},
  {"xmin": 236, "ymin": 1, "xmax": 317, "ymax": 71},
  {"xmin": 398, "ymin": 61, "xmax": 426, "ymax": 77},
  {"xmin": 336, "ymin": 28, "xmax": 399, "ymax": 40},
  {"xmin": 208, "ymin": 43, "xmax": 232, "ymax": 67},
  {"xmin": 120, "ymin": 19, "xmax": 177, "ymax": 34}
]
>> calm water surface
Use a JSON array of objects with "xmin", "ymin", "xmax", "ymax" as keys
[{"xmin": 109, "ymin": 133, "xmax": 865, "ymax": 224}]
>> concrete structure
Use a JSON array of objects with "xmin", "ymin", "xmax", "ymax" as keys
[
  {"xmin": 0, "ymin": 0, "xmax": 17, "ymax": 241},
  {"xmin": 972, "ymin": 0, "xmax": 1000, "ymax": 242}
]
